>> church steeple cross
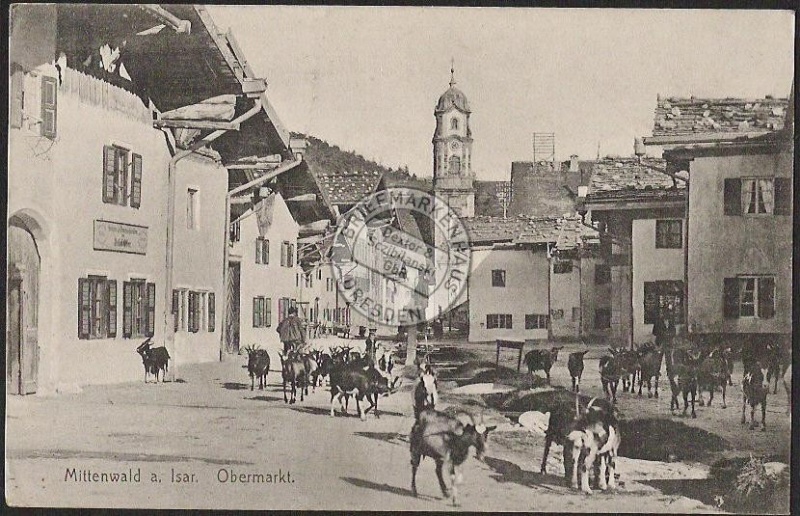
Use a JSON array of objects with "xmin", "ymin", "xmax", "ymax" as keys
[{"xmin": 450, "ymin": 58, "xmax": 456, "ymax": 87}]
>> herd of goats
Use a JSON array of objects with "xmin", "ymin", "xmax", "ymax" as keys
[{"xmin": 134, "ymin": 336, "xmax": 791, "ymax": 506}]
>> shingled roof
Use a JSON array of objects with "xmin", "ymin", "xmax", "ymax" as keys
[
  {"xmin": 651, "ymin": 95, "xmax": 788, "ymax": 139},
  {"xmin": 316, "ymin": 169, "xmax": 383, "ymax": 205},
  {"xmin": 464, "ymin": 215, "xmax": 593, "ymax": 249},
  {"xmin": 586, "ymin": 158, "xmax": 686, "ymax": 202}
]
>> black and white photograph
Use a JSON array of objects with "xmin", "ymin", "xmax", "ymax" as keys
[{"xmin": 5, "ymin": 4, "xmax": 795, "ymax": 512}]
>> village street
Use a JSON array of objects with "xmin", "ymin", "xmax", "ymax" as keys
[{"xmin": 6, "ymin": 339, "xmax": 789, "ymax": 512}]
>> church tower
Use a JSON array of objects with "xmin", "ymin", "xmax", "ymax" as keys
[{"xmin": 433, "ymin": 64, "xmax": 475, "ymax": 218}]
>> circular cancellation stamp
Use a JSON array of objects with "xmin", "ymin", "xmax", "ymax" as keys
[{"xmin": 330, "ymin": 187, "xmax": 471, "ymax": 327}]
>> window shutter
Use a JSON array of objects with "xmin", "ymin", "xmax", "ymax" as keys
[
  {"xmin": 123, "ymin": 282, "xmax": 133, "ymax": 337},
  {"xmin": 255, "ymin": 239, "xmax": 261, "ymax": 264},
  {"xmin": 266, "ymin": 298, "xmax": 272, "ymax": 327},
  {"xmin": 208, "ymin": 292, "xmax": 216, "ymax": 332},
  {"xmin": 78, "ymin": 278, "xmax": 91, "ymax": 339},
  {"xmin": 281, "ymin": 243, "xmax": 287, "ymax": 266},
  {"xmin": 774, "ymin": 177, "xmax": 792, "ymax": 216},
  {"xmin": 253, "ymin": 298, "xmax": 260, "ymax": 327},
  {"xmin": 103, "ymin": 146, "xmax": 117, "ymax": 203},
  {"xmin": 107, "ymin": 280, "xmax": 117, "ymax": 337},
  {"xmin": 172, "ymin": 289, "xmax": 180, "ymax": 332},
  {"xmin": 723, "ymin": 178, "xmax": 742, "ymax": 216},
  {"xmin": 130, "ymin": 153, "xmax": 143, "ymax": 209},
  {"xmin": 40, "ymin": 76, "xmax": 57, "ymax": 138},
  {"xmin": 758, "ymin": 277, "xmax": 775, "ymax": 319},
  {"xmin": 288, "ymin": 244, "xmax": 295, "ymax": 267},
  {"xmin": 10, "ymin": 67, "xmax": 24, "ymax": 128},
  {"xmin": 189, "ymin": 292, "xmax": 198, "ymax": 332},
  {"xmin": 723, "ymin": 278, "xmax": 739, "ymax": 319},
  {"xmin": 264, "ymin": 239, "xmax": 269, "ymax": 264},
  {"xmin": 146, "ymin": 283, "xmax": 156, "ymax": 337}
]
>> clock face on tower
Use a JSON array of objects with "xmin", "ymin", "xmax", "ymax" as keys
[{"xmin": 450, "ymin": 140, "xmax": 460, "ymax": 152}]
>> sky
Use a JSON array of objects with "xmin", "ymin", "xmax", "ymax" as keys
[{"xmin": 207, "ymin": 6, "xmax": 794, "ymax": 181}]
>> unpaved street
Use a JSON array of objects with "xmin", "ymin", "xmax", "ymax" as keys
[{"xmin": 6, "ymin": 345, "xmax": 786, "ymax": 512}]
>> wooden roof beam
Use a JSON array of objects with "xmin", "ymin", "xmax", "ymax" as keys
[
  {"xmin": 153, "ymin": 119, "xmax": 240, "ymax": 131},
  {"xmin": 140, "ymin": 5, "xmax": 191, "ymax": 34}
]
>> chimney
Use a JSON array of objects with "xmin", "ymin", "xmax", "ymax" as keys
[
  {"xmin": 569, "ymin": 155, "xmax": 579, "ymax": 172},
  {"xmin": 289, "ymin": 137, "xmax": 308, "ymax": 160},
  {"xmin": 634, "ymin": 137, "xmax": 646, "ymax": 158}
]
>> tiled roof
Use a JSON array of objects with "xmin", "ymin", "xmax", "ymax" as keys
[
  {"xmin": 652, "ymin": 95, "xmax": 788, "ymax": 137},
  {"xmin": 586, "ymin": 158, "xmax": 685, "ymax": 200},
  {"xmin": 316, "ymin": 169, "xmax": 383, "ymax": 205},
  {"xmin": 464, "ymin": 215, "xmax": 592, "ymax": 248}
]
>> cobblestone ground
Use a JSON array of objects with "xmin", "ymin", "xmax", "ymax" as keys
[{"xmin": 5, "ymin": 338, "xmax": 790, "ymax": 512}]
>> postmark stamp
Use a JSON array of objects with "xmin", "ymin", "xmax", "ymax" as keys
[{"xmin": 330, "ymin": 187, "xmax": 471, "ymax": 327}]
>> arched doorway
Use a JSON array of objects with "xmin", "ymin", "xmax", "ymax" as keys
[{"xmin": 7, "ymin": 218, "xmax": 41, "ymax": 394}]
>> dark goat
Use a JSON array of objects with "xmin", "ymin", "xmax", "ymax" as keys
[
  {"xmin": 524, "ymin": 346, "xmax": 564, "ymax": 384},
  {"xmin": 539, "ymin": 391, "xmax": 591, "ymax": 477},
  {"xmin": 329, "ymin": 362, "xmax": 397, "ymax": 420},
  {"xmin": 741, "ymin": 360, "xmax": 770, "ymax": 431},
  {"xmin": 413, "ymin": 370, "xmax": 439, "ymax": 419},
  {"xmin": 616, "ymin": 348, "xmax": 640, "ymax": 393},
  {"xmin": 667, "ymin": 349, "xmax": 701, "ymax": 418},
  {"xmin": 567, "ymin": 350, "xmax": 589, "ymax": 393},
  {"xmin": 243, "ymin": 345, "xmax": 270, "ymax": 391},
  {"xmin": 599, "ymin": 352, "xmax": 625, "ymax": 404},
  {"xmin": 410, "ymin": 409, "xmax": 494, "ymax": 506},
  {"xmin": 636, "ymin": 347, "xmax": 663, "ymax": 398},
  {"xmin": 697, "ymin": 348, "xmax": 729, "ymax": 408},
  {"xmin": 279, "ymin": 351, "xmax": 306, "ymax": 404},
  {"xmin": 135, "ymin": 338, "xmax": 170, "ymax": 383},
  {"xmin": 766, "ymin": 339, "xmax": 791, "ymax": 395}
]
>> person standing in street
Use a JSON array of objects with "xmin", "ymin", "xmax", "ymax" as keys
[{"xmin": 277, "ymin": 306, "xmax": 305, "ymax": 354}]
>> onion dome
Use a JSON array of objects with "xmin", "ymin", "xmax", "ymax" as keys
[{"xmin": 435, "ymin": 64, "xmax": 470, "ymax": 114}]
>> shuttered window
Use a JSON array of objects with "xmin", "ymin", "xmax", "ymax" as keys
[
  {"xmin": 255, "ymin": 238, "xmax": 269, "ymax": 264},
  {"xmin": 723, "ymin": 276, "xmax": 775, "ymax": 319},
  {"xmin": 486, "ymin": 314, "xmax": 512, "ymax": 329},
  {"xmin": 40, "ymin": 76, "xmax": 57, "ymax": 139},
  {"xmin": 655, "ymin": 220, "xmax": 682, "ymax": 249},
  {"xmin": 643, "ymin": 280, "xmax": 684, "ymax": 324},
  {"xmin": 253, "ymin": 297, "xmax": 269, "ymax": 328},
  {"xmin": 123, "ymin": 280, "xmax": 151, "ymax": 338},
  {"xmin": 79, "ymin": 276, "xmax": 115, "ymax": 339},
  {"xmin": 188, "ymin": 291, "xmax": 198, "ymax": 332},
  {"xmin": 208, "ymin": 292, "xmax": 216, "ymax": 332},
  {"xmin": 130, "ymin": 153, "xmax": 143, "ymax": 209}
]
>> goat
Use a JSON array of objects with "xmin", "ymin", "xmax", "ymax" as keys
[
  {"xmin": 413, "ymin": 370, "xmax": 439, "ymax": 419},
  {"xmin": 766, "ymin": 339, "xmax": 791, "ymax": 395},
  {"xmin": 667, "ymin": 349, "xmax": 701, "ymax": 418},
  {"xmin": 741, "ymin": 360, "xmax": 770, "ymax": 431},
  {"xmin": 278, "ymin": 351, "xmax": 306, "ymax": 404},
  {"xmin": 567, "ymin": 350, "xmax": 589, "ymax": 393},
  {"xmin": 539, "ymin": 391, "xmax": 591, "ymax": 477},
  {"xmin": 410, "ymin": 409, "xmax": 495, "ymax": 506},
  {"xmin": 135, "ymin": 338, "xmax": 170, "ymax": 383},
  {"xmin": 524, "ymin": 346, "xmax": 564, "ymax": 384},
  {"xmin": 329, "ymin": 362, "xmax": 398, "ymax": 420},
  {"xmin": 636, "ymin": 346, "xmax": 664, "ymax": 398},
  {"xmin": 301, "ymin": 352, "xmax": 319, "ymax": 394},
  {"xmin": 616, "ymin": 348, "xmax": 640, "ymax": 393},
  {"xmin": 599, "ymin": 351, "xmax": 626, "ymax": 404},
  {"xmin": 697, "ymin": 348, "xmax": 729, "ymax": 408},
  {"xmin": 242, "ymin": 345, "xmax": 270, "ymax": 391},
  {"xmin": 565, "ymin": 397, "xmax": 621, "ymax": 494}
]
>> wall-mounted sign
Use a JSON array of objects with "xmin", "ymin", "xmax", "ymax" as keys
[{"xmin": 94, "ymin": 220, "xmax": 148, "ymax": 255}]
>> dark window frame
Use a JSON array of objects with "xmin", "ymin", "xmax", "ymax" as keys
[
  {"xmin": 655, "ymin": 219, "xmax": 682, "ymax": 249},
  {"xmin": 491, "ymin": 269, "xmax": 506, "ymax": 287}
]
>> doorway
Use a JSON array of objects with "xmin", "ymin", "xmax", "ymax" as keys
[
  {"xmin": 7, "ymin": 221, "xmax": 40, "ymax": 394},
  {"xmin": 225, "ymin": 261, "xmax": 241, "ymax": 354}
]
